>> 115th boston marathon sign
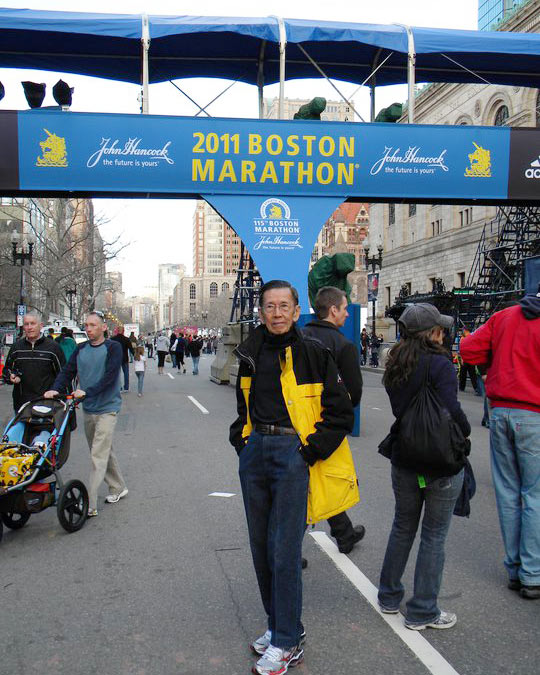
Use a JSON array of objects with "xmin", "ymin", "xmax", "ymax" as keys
[{"xmin": 1, "ymin": 109, "xmax": 538, "ymax": 309}]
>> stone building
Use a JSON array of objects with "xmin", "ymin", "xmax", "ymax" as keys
[
  {"xmin": 368, "ymin": 0, "xmax": 540, "ymax": 338},
  {"xmin": 172, "ymin": 274, "xmax": 236, "ymax": 326},
  {"xmin": 263, "ymin": 97, "xmax": 356, "ymax": 122}
]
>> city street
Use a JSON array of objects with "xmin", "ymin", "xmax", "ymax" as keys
[{"xmin": 0, "ymin": 355, "xmax": 537, "ymax": 675}]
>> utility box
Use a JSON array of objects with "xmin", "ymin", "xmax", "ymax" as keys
[{"xmin": 210, "ymin": 324, "xmax": 242, "ymax": 385}]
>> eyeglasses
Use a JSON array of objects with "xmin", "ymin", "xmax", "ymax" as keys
[
  {"xmin": 92, "ymin": 310, "xmax": 105, "ymax": 319},
  {"xmin": 262, "ymin": 303, "xmax": 295, "ymax": 314}
]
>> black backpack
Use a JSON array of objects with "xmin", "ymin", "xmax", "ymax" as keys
[{"xmin": 395, "ymin": 356, "xmax": 470, "ymax": 476}]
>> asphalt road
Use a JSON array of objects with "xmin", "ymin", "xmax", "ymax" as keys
[{"xmin": 0, "ymin": 355, "xmax": 537, "ymax": 675}]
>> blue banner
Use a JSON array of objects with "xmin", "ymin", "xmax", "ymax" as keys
[
  {"xmin": 205, "ymin": 194, "xmax": 345, "ymax": 311},
  {"xmin": 14, "ymin": 109, "xmax": 514, "ymax": 201}
]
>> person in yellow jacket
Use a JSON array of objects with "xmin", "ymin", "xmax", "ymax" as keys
[{"xmin": 229, "ymin": 279, "xmax": 357, "ymax": 675}]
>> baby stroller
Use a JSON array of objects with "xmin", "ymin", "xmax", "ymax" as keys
[{"xmin": 0, "ymin": 395, "xmax": 88, "ymax": 543}]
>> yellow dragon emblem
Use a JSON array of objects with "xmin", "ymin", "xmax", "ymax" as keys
[
  {"xmin": 268, "ymin": 204, "xmax": 283, "ymax": 218},
  {"xmin": 464, "ymin": 142, "xmax": 491, "ymax": 178},
  {"xmin": 36, "ymin": 128, "xmax": 68, "ymax": 167}
]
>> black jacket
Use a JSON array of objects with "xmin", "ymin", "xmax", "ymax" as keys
[
  {"xmin": 302, "ymin": 319, "xmax": 362, "ymax": 407},
  {"xmin": 230, "ymin": 324, "xmax": 354, "ymax": 464},
  {"xmin": 111, "ymin": 333, "xmax": 134, "ymax": 364},
  {"xmin": 3, "ymin": 335, "xmax": 66, "ymax": 410},
  {"xmin": 188, "ymin": 337, "xmax": 203, "ymax": 357}
]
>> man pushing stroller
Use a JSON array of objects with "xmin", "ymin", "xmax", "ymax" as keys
[{"xmin": 45, "ymin": 311, "xmax": 128, "ymax": 517}]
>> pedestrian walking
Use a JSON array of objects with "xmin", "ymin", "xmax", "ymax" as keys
[
  {"xmin": 55, "ymin": 326, "xmax": 77, "ymax": 363},
  {"xmin": 175, "ymin": 333, "xmax": 187, "ymax": 373},
  {"xmin": 460, "ymin": 285, "xmax": 540, "ymax": 600},
  {"xmin": 369, "ymin": 333, "xmax": 383, "ymax": 367},
  {"xmin": 303, "ymin": 286, "xmax": 366, "ymax": 554},
  {"xmin": 134, "ymin": 346, "xmax": 146, "ymax": 397},
  {"xmin": 3, "ymin": 311, "xmax": 66, "ymax": 412},
  {"xmin": 377, "ymin": 303, "xmax": 470, "ymax": 630},
  {"xmin": 230, "ymin": 279, "xmax": 356, "ymax": 675},
  {"xmin": 458, "ymin": 329, "xmax": 480, "ymax": 394},
  {"xmin": 111, "ymin": 326, "xmax": 134, "ymax": 392},
  {"xmin": 128, "ymin": 331, "xmax": 137, "ymax": 363},
  {"xmin": 156, "ymin": 332, "xmax": 169, "ymax": 375},
  {"xmin": 45, "ymin": 311, "xmax": 128, "ymax": 518},
  {"xmin": 361, "ymin": 328, "xmax": 368, "ymax": 365},
  {"xmin": 145, "ymin": 334, "xmax": 154, "ymax": 359},
  {"xmin": 169, "ymin": 331, "xmax": 177, "ymax": 368},
  {"xmin": 189, "ymin": 333, "xmax": 203, "ymax": 375}
]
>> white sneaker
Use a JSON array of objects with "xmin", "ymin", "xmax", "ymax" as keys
[
  {"xmin": 253, "ymin": 644, "xmax": 304, "ymax": 674},
  {"xmin": 105, "ymin": 488, "xmax": 128, "ymax": 504},
  {"xmin": 405, "ymin": 611, "xmax": 457, "ymax": 630}
]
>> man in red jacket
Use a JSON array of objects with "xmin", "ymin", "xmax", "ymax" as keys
[{"xmin": 460, "ymin": 286, "xmax": 540, "ymax": 600}]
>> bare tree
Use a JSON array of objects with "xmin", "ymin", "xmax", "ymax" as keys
[{"xmin": 0, "ymin": 197, "xmax": 128, "ymax": 324}]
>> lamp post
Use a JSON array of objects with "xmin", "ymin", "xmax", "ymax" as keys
[
  {"xmin": 363, "ymin": 236, "xmax": 383, "ymax": 337},
  {"xmin": 201, "ymin": 310, "xmax": 208, "ymax": 330},
  {"xmin": 65, "ymin": 287, "xmax": 77, "ymax": 321},
  {"xmin": 11, "ymin": 228, "xmax": 35, "ymax": 327}
]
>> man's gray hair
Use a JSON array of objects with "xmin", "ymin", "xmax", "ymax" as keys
[{"xmin": 23, "ymin": 310, "xmax": 42, "ymax": 322}]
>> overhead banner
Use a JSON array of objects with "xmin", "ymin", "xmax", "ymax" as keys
[
  {"xmin": 1, "ymin": 109, "xmax": 537, "ymax": 202},
  {"xmin": 205, "ymin": 194, "xmax": 345, "ymax": 311}
]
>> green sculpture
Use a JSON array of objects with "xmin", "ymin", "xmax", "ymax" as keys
[
  {"xmin": 308, "ymin": 252, "xmax": 355, "ymax": 308},
  {"xmin": 293, "ymin": 97, "xmax": 327, "ymax": 120}
]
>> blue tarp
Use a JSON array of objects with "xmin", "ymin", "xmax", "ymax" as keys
[{"xmin": 1, "ymin": 8, "xmax": 540, "ymax": 88}]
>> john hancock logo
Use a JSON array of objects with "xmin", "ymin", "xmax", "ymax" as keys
[
  {"xmin": 253, "ymin": 198, "xmax": 302, "ymax": 251},
  {"xmin": 36, "ymin": 128, "xmax": 68, "ymax": 168},
  {"xmin": 464, "ymin": 142, "xmax": 491, "ymax": 178}
]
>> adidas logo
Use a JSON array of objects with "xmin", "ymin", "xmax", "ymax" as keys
[{"xmin": 525, "ymin": 155, "xmax": 540, "ymax": 178}]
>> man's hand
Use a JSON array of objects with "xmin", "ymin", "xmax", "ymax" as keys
[
  {"xmin": 9, "ymin": 374, "xmax": 21, "ymax": 384},
  {"xmin": 73, "ymin": 389, "xmax": 86, "ymax": 399},
  {"xmin": 44, "ymin": 390, "xmax": 59, "ymax": 399}
]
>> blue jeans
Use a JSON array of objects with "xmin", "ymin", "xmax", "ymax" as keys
[
  {"xmin": 378, "ymin": 464, "xmax": 464, "ymax": 624},
  {"xmin": 135, "ymin": 371, "xmax": 144, "ymax": 395},
  {"xmin": 121, "ymin": 362, "xmax": 129, "ymax": 391},
  {"xmin": 490, "ymin": 407, "xmax": 540, "ymax": 585},
  {"xmin": 192, "ymin": 356, "xmax": 200, "ymax": 374},
  {"xmin": 239, "ymin": 431, "xmax": 308, "ymax": 649},
  {"xmin": 476, "ymin": 377, "xmax": 490, "ymax": 426},
  {"xmin": 170, "ymin": 352, "xmax": 177, "ymax": 368}
]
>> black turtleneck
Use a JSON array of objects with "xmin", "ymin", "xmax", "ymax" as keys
[{"xmin": 251, "ymin": 327, "xmax": 295, "ymax": 427}]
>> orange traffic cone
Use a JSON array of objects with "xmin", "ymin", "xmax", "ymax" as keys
[{"xmin": 0, "ymin": 353, "xmax": 4, "ymax": 378}]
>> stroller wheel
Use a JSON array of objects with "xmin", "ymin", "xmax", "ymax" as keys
[
  {"xmin": 57, "ymin": 480, "xmax": 89, "ymax": 533},
  {"xmin": 2, "ymin": 511, "xmax": 31, "ymax": 530}
]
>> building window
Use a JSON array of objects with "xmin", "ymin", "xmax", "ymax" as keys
[
  {"xmin": 189, "ymin": 302, "xmax": 196, "ymax": 316},
  {"xmin": 210, "ymin": 282, "xmax": 218, "ymax": 297},
  {"xmin": 385, "ymin": 286, "xmax": 391, "ymax": 308},
  {"xmin": 221, "ymin": 282, "xmax": 229, "ymax": 293},
  {"xmin": 428, "ymin": 276, "xmax": 436, "ymax": 291},
  {"xmin": 457, "ymin": 272, "xmax": 466, "ymax": 288},
  {"xmin": 388, "ymin": 203, "xmax": 395, "ymax": 225},
  {"xmin": 431, "ymin": 219, "xmax": 442, "ymax": 236},
  {"xmin": 408, "ymin": 204, "xmax": 416, "ymax": 217},
  {"xmin": 189, "ymin": 283, "xmax": 196, "ymax": 299},
  {"xmin": 405, "ymin": 282, "xmax": 412, "ymax": 295},
  {"xmin": 494, "ymin": 104, "xmax": 509, "ymax": 127}
]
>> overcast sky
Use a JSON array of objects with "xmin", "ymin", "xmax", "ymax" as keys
[{"xmin": 1, "ymin": 0, "xmax": 477, "ymax": 297}]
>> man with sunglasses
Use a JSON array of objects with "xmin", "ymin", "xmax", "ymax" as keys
[{"xmin": 45, "ymin": 311, "xmax": 127, "ymax": 517}]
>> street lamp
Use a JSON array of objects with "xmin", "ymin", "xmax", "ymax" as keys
[
  {"xmin": 65, "ymin": 286, "xmax": 77, "ymax": 321},
  {"xmin": 363, "ymin": 236, "xmax": 383, "ymax": 337},
  {"xmin": 11, "ymin": 228, "xmax": 35, "ymax": 326},
  {"xmin": 201, "ymin": 310, "xmax": 208, "ymax": 329}
]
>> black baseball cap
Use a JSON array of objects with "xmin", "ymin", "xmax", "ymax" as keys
[{"xmin": 399, "ymin": 303, "xmax": 453, "ymax": 333}]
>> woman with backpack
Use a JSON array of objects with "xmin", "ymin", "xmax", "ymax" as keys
[{"xmin": 377, "ymin": 303, "xmax": 470, "ymax": 631}]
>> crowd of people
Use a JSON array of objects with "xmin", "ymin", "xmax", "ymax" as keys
[{"xmin": 1, "ymin": 279, "xmax": 538, "ymax": 675}]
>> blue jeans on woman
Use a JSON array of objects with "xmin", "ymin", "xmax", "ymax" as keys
[
  {"xmin": 239, "ymin": 431, "xmax": 308, "ymax": 649},
  {"xmin": 135, "ymin": 371, "xmax": 144, "ymax": 395},
  {"xmin": 378, "ymin": 464, "xmax": 464, "ymax": 625},
  {"xmin": 490, "ymin": 407, "xmax": 540, "ymax": 586}
]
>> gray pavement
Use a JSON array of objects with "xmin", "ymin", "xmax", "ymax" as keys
[{"xmin": 0, "ymin": 354, "xmax": 538, "ymax": 675}]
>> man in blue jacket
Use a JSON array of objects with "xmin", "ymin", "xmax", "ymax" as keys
[{"xmin": 45, "ymin": 311, "xmax": 128, "ymax": 517}]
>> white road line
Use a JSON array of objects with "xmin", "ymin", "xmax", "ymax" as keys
[
  {"xmin": 209, "ymin": 492, "xmax": 236, "ymax": 498},
  {"xmin": 167, "ymin": 373, "xmax": 175, "ymax": 379},
  {"xmin": 372, "ymin": 407, "xmax": 382, "ymax": 410},
  {"xmin": 187, "ymin": 395, "xmax": 209, "ymax": 414},
  {"xmin": 309, "ymin": 532, "xmax": 461, "ymax": 675}
]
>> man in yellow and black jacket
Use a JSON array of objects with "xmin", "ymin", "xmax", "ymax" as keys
[{"xmin": 229, "ymin": 279, "xmax": 357, "ymax": 675}]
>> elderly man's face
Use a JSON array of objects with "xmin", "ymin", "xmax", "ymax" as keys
[
  {"xmin": 23, "ymin": 315, "xmax": 42, "ymax": 342},
  {"xmin": 260, "ymin": 288, "xmax": 300, "ymax": 335}
]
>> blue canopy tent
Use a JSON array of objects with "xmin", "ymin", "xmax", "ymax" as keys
[{"xmin": 1, "ymin": 8, "xmax": 540, "ymax": 119}]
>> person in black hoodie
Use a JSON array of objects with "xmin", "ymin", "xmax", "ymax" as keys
[
  {"xmin": 377, "ymin": 303, "xmax": 470, "ymax": 631},
  {"xmin": 3, "ymin": 311, "xmax": 65, "ymax": 411},
  {"xmin": 303, "ymin": 286, "xmax": 365, "ymax": 554}
]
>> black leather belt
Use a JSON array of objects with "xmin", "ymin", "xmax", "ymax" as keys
[{"xmin": 255, "ymin": 424, "xmax": 297, "ymax": 436}]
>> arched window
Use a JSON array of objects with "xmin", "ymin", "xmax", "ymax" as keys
[
  {"xmin": 494, "ymin": 105, "xmax": 509, "ymax": 127},
  {"xmin": 536, "ymin": 91, "xmax": 540, "ymax": 128},
  {"xmin": 210, "ymin": 282, "xmax": 218, "ymax": 298},
  {"xmin": 221, "ymin": 282, "xmax": 229, "ymax": 293},
  {"xmin": 189, "ymin": 283, "xmax": 196, "ymax": 299}
]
